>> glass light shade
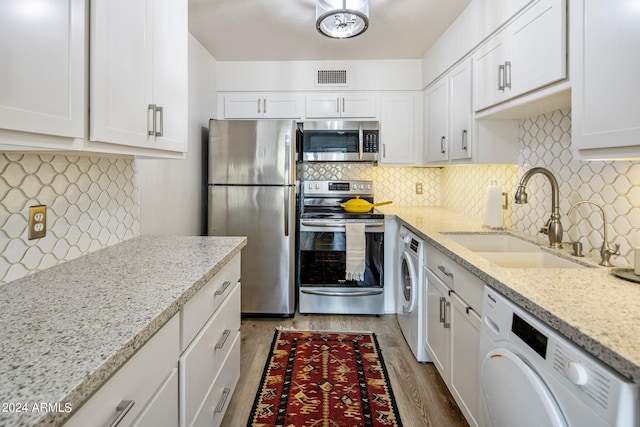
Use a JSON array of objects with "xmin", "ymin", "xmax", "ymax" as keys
[{"xmin": 316, "ymin": 0, "xmax": 369, "ymax": 39}]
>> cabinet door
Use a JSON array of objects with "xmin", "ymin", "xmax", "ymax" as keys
[
  {"xmin": 571, "ymin": 0, "xmax": 640, "ymax": 153},
  {"xmin": 91, "ymin": 0, "xmax": 151, "ymax": 147},
  {"xmin": 342, "ymin": 94, "xmax": 377, "ymax": 118},
  {"xmin": 450, "ymin": 293, "xmax": 482, "ymax": 427},
  {"xmin": 152, "ymin": 0, "xmax": 188, "ymax": 152},
  {"xmin": 0, "ymin": 0, "xmax": 85, "ymax": 139},
  {"xmin": 224, "ymin": 95, "xmax": 262, "ymax": 118},
  {"xmin": 509, "ymin": 0, "xmax": 566, "ymax": 99},
  {"xmin": 130, "ymin": 368, "xmax": 179, "ymax": 427},
  {"xmin": 379, "ymin": 94, "xmax": 417, "ymax": 165},
  {"xmin": 305, "ymin": 95, "xmax": 341, "ymax": 118},
  {"xmin": 263, "ymin": 95, "xmax": 304, "ymax": 119},
  {"xmin": 473, "ymin": 33, "xmax": 508, "ymax": 111},
  {"xmin": 448, "ymin": 59, "xmax": 472, "ymax": 161},
  {"xmin": 424, "ymin": 79, "xmax": 448, "ymax": 163},
  {"xmin": 424, "ymin": 269, "xmax": 451, "ymax": 379}
]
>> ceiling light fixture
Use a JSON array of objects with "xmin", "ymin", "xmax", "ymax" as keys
[{"xmin": 316, "ymin": 0, "xmax": 369, "ymax": 39}]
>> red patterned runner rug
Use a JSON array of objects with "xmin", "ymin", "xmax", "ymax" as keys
[{"xmin": 248, "ymin": 330, "xmax": 403, "ymax": 427}]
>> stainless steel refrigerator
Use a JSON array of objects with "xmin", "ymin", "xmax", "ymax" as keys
[{"xmin": 207, "ymin": 119, "xmax": 296, "ymax": 316}]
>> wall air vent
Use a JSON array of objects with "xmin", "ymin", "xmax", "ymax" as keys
[{"xmin": 316, "ymin": 69, "xmax": 348, "ymax": 86}]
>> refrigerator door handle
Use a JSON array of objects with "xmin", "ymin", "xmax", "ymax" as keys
[
  {"xmin": 284, "ymin": 134, "xmax": 291, "ymax": 184},
  {"xmin": 284, "ymin": 187, "xmax": 290, "ymax": 237}
]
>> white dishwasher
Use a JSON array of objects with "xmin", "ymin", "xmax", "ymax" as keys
[{"xmin": 479, "ymin": 287, "xmax": 639, "ymax": 427}]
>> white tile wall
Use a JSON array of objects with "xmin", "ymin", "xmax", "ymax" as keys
[{"xmin": 0, "ymin": 153, "xmax": 139, "ymax": 284}]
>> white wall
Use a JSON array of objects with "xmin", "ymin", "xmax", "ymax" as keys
[
  {"xmin": 217, "ymin": 59, "xmax": 422, "ymax": 92},
  {"xmin": 421, "ymin": 0, "xmax": 532, "ymax": 87},
  {"xmin": 137, "ymin": 35, "xmax": 218, "ymax": 236}
]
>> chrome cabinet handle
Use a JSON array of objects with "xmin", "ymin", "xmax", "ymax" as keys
[
  {"xmin": 443, "ymin": 301, "xmax": 451, "ymax": 328},
  {"xmin": 148, "ymin": 104, "xmax": 156, "ymax": 136},
  {"xmin": 336, "ymin": 98, "xmax": 340, "ymax": 113},
  {"xmin": 107, "ymin": 400, "xmax": 135, "ymax": 427},
  {"xmin": 437, "ymin": 265, "xmax": 453, "ymax": 279},
  {"xmin": 440, "ymin": 136, "xmax": 446, "ymax": 154},
  {"xmin": 504, "ymin": 61, "xmax": 512, "ymax": 89},
  {"xmin": 439, "ymin": 297, "xmax": 446, "ymax": 323},
  {"xmin": 498, "ymin": 64, "xmax": 505, "ymax": 91},
  {"xmin": 383, "ymin": 143, "xmax": 386, "ymax": 158},
  {"xmin": 155, "ymin": 106, "xmax": 163, "ymax": 137},
  {"xmin": 214, "ymin": 280, "xmax": 232, "ymax": 296},
  {"xmin": 257, "ymin": 98, "xmax": 261, "ymax": 113},
  {"xmin": 263, "ymin": 98, "xmax": 267, "ymax": 114},
  {"xmin": 462, "ymin": 129, "xmax": 467, "ymax": 150},
  {"xmin": 215, "ymin": 329, "xmax": 231, "ymax": 350},
  {"xmin": 342, "ymin": 97, "xmax": 345, "ymax": 113},
  {"xmin": 214, "ymin": 388, "xmax": 231, "ymax": 413}
]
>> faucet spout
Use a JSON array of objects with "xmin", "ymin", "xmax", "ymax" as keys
[{"xmin": 515, "ymin": 167, "xmax": 563, "ymax": 248}]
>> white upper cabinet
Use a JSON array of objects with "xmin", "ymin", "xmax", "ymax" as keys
[
  {"xmin": 473, "ymin": 0, "xmax": 566, "ymax": 112},
  {"xmin": 379, "ymin": 93, "xmax": 421, "ymax": 166},
  {"xmin": 91, "ymin": 0, "xmax": 187, "ymax": 153},
  {"xmin": 305, "ymin": 94, "xmax": 378, "ymax": 119},
  {"xmin": 571, "ymin": 0, "xmax": 640, "ymax": 158},
  {"xmin": 224, "ymin": 94, "xmax": 303, "ymax": 119},
  {"xmin": 425, "ymin": 59, "xmax": 473, "ymax": 164},
  {"xmin": 0, "ymin": 0, "xmax": 85, "ymax": 139}
]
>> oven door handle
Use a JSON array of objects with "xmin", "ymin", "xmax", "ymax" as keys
[
  {"xmin": 300, "ymin": 289, "xmax": 384, "ymax": 297},
  {"xmin": 301, "ymin": 222, "xmax": 385, "ymax": 228}
]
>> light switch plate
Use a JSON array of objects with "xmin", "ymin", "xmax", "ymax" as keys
[{"xmin": 29, "ymin": 205, "xmax": 46, "ymax": 240}]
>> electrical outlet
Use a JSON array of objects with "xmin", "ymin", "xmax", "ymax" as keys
[
  {"xmin": 29, "ymin": 205, "xmax": 46, "ymax": 240},
  {"xmin": 416, "ymin": 182, "xmax": 423, "ymax": 195}
]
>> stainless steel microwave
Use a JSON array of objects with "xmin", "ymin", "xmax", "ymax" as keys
[{"xmin": 299, "ymin": 121, "xmax": 379, "ymax": 162}]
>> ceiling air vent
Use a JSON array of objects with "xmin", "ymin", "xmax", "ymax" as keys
[{"xmin": 316, "ymin": 69, "xmax": 348, "ymax": 86}]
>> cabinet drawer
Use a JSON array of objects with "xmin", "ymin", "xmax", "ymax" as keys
[
  {"xmin": 180, "ymin": 284, "xmax": 241, "ymax": 426},
  {"xmin": 181, "ymin": 254, "xmax": 240, "ymax": 350},
  {"xmin": 426, "ymin": 245, "xmax": 485, "ymax": 313},
  {"xmin": 64, "ymin": 315, "xmax": 179, "ymax": 427},
  {"xmin": 192, "ymin": 333, "xmax": 241, "ymax": 427}
]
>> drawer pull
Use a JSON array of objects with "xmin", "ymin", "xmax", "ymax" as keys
[
  {"xmin": 437, "ymin": 265, "xmax": 453, "ymax": 279},
  {"xmin": 214, "ymin": 387, "xmax": 231, "ymax": 413},
  {"xmin": 215, "ymin": 280, "xmax": 232, "ymax": 296},
  {"xmin": 443, "ymin": 301, "xmax": 451, "ymax": 329},
  {"xmin": 108, "ymin": 400, "xmax": 135, "ymax": 427},
  {"xmin": 215, "ymin": 329, "xmax": 231, "ymax": 350}
]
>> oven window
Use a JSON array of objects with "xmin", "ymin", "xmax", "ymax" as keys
[
  {"xmin": 299, "ymin": 231, "xmax": 383, "ymax": 287},
  {"xmin": 302, "ymin": 130, "xmax": 359, "ymax": 153}
]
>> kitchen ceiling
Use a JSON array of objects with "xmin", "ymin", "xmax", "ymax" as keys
[{"xmin": 188, "ymin": 0, "xmax": 472, "ymax": 61}]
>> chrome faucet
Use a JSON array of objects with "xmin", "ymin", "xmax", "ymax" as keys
[
  {"xmin": 514, "ymin": 167, "xmax": 563, "ymax": 248},
  {"xmin": 568, "ymin": 201, "xmax": 620, "ymax": 267}
]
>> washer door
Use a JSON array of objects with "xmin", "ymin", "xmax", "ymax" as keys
[
  {"xmin": 399, "ymin": 251, "xmax": 416, "ymax": 313},
  {"xmin": 480, "ymin": 348, "xmax": 567, "ymax": 427}
]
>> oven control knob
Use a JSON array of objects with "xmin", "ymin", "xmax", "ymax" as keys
[{"xmin": 564, "ymin": 361, "xmax": 589, "ymax": 386}]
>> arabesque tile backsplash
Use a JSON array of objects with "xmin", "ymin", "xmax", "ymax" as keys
[
  {"xmin": 2, "ymin": 108, "xmax": 640, "ymax": 284},
  {"xmin": 0, "ymin": 153, "xmax": 139, "ymax": 284}
]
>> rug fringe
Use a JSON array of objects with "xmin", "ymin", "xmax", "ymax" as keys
[{"xmin": 275, "ymin": 327, "xmax": 375, "ymax": 334}]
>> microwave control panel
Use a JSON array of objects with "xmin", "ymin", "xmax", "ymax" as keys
[{"xmin": 363, "ymin": 130, "xmax": 379, "ymax": 153}]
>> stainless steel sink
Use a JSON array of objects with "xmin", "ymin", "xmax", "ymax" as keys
[{"xmin": 442, "ymin": 232, "xmax": 588, "ymax": 269}]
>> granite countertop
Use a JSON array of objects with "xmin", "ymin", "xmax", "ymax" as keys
[
  {"xmin": 377, "ymin": 205, "xmax": 640, "ymax": 384},
  {"xmin": 0, "ymin": 235, "xmax": 246, "ymax": 427}
]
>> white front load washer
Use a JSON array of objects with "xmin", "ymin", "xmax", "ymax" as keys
[
  {"xmin": 397, "ymin": 226, "xmax": 429, "ymax": 362},
  {"xmin": 479, "ymin": 287, "xmax": 639, "ymax": 427}
]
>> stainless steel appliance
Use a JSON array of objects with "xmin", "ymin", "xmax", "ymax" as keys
[
  {"xmin": 299, "ymin": 121, "xmax": 379, "ymax": 162},
  {"xmin": 208, "ymin": 119, "xmax": 296, "ymax": 316},
  {"xmin": 297, "ymin": 180, "xmax": 384, "ymax": 315}
]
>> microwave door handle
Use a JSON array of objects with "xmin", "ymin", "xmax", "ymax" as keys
[{"xmin": 358, "ymin": 124, "xmax": 364, "ymax": 160}]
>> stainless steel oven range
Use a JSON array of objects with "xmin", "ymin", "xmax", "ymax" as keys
[{"xmin": 297, "ymin": 180, "xmax": 384, "ymax": 315}]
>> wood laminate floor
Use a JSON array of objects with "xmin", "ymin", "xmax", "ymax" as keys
[{"xmin": 221, "ymin": 314, "xmax": 469, "ymax": 427}]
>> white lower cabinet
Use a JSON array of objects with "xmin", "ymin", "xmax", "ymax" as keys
[
  {"xmin": 64, "ymin": 316, "xmax": 180, "ymax": 427},
  {"xmin": 180, "ymin": 283, "xmax": 241, "ymax": 427},
  {"xmin": 424, "ymin": 244, "xmax": 484, "ymax": 427}
]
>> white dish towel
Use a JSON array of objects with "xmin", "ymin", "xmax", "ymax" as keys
[{"xmin": 345, "ymin": 222, "xmax": 366, "ymax": 281}]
